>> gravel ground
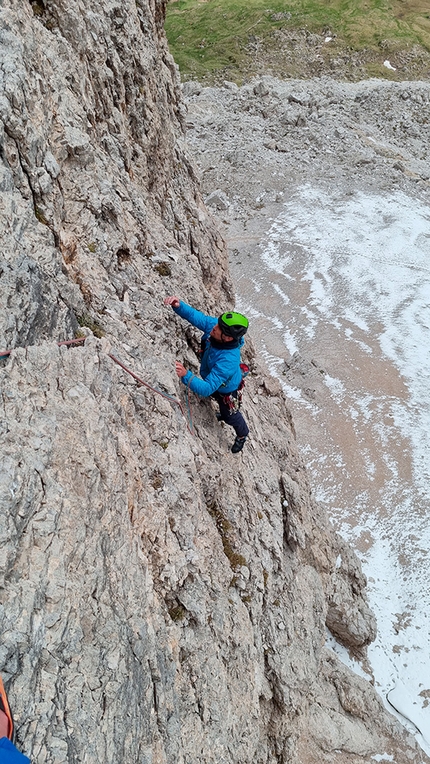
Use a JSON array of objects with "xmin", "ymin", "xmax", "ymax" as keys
[
  {"xmin": 182, "ymin": 74, "xmax": 430, "ymax": 504},
  {"xmin": 182, "ymin": 74, "xmax": 430, "ymax": 447},
  {"xmin": 182, "ymin": 74, "xmax": 430, "ymax": 750}
]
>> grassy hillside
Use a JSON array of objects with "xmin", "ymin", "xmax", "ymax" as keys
[{"xmin": 165, "ymin": 0, "xmax": 430, "ymax": 82}]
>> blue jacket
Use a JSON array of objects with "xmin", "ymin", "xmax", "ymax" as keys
[
  {"xmin": 0, "ymin": 738, "xmax": 30, "ymax": 764},
  {"xmin": 174, "ymin": 302, "xmax": 244, "ymax": 397}
]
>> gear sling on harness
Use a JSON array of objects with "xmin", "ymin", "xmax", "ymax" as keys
[{"xmin": 220, "ymin": 363, "xmax": 250, "ymax": 412}]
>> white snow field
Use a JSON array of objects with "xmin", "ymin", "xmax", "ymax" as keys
[{"xmin": 237, "ymin": 185, "xmax": 430, "ymax": 753}]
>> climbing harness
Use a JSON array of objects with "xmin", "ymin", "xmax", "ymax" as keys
[
  {"xmin": 221, "ymin": 392, "xmax": 240, "ymax": 414},
  {"xmin": 0, "ymin": 339, "xmax": 249, "ymax": 437},
  {"xmin": 220, "ymin": 362, "xmax": 250, "ymax": 413},
  {"xmin": 0, "ymin": 338, "xmax": 195, "ymax": 435}
]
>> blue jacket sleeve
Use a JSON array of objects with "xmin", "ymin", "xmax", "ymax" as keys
[
  {"xmin": 182, "ymin": 367, "xmax": 228, "ymax": 397},
  {"xmin": 182, "ymin": 347, "xmax": 239, "ymax": 396},
  {"xmin": 173, "ymin": 302, "xmax": 217, "ymax": 334},
  {"xmin": 0, "ymin": 738, "xmax": 31, "ymax": 764}
]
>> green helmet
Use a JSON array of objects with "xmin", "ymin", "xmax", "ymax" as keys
[{"xmin": 218, "ymin": 311, "xmax": 249, "ymax": 340}]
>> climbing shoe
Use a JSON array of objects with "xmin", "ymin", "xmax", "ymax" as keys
[
  {"xmin": 231, "ymin": 435, "xmax": 247, "ymax": 454},
  {"xmin": 216, "ymin": 412, "xmax": 222, "ymax": 421}
]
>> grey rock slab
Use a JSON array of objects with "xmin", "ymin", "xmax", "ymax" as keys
[{"xmin": 0, "ymin": 5, "xmax": 427, "ymax": 764}]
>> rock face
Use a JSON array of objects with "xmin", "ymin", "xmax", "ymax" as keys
[{"xmin": 0, "ymin": 2, "xmax": 427, "ymax": 763}]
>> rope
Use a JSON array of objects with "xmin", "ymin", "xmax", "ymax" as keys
[
  {"xmin": 0, "ymin": 338, "xmax": 194, "ymax": 435},
  {"xmin": 0, "ymin": 337, "xmax": 86, "ymax": 359},
  {"xmin": 108, "ymin": 353, "xmax": 195, "ymax": 436},
  {"xmin": 184, "ymin": 385, "xmax": 193, "ymax": 430}
]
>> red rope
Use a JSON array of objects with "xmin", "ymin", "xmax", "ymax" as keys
[
  {"xmin": 108, "ymin": 353, "xmax": 194, "ymax": 435},
  {"xmin": 57, "ymin": 338, "xmax": 86, "ymax": 348},
  {"xmin": 0, "ymin": 338, "xmax": 194, "ymax": 435},
  {"xmin": 0, "ymin": 337, "xmax": 85, "ymax": 358}
]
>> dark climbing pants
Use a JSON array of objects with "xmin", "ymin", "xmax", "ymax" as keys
[{"xmin": 212, "ymin": 391, "xmax": 249, "ymax": 439}]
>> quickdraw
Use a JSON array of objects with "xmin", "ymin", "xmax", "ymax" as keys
[{"xmin": 221, "ymin": 363, "xmax": 250, "ymax": 412}]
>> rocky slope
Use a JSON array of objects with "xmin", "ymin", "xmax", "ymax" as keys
[
  {"xmin": 181, "ymin": 74, "xmax": 430, "ymax": 505},
  {"xmin": 182, "ymin": 75, "xmax": 430, "ymax": 226},
  {"xmin": 0, "ymin": 2, "xmax": 427, "ymax": 763}
]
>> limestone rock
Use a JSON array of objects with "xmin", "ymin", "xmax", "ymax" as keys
[
  {"xmin": 0, "ymin": 2, "xmax": 427, "ymax": 764},
  {"xmin": 326, "ymin": 536, "xmax": 378, "ymax": 649},
  {"xmin": 205, "ymin": 189, "xmax": 230, "ymax": 210}
]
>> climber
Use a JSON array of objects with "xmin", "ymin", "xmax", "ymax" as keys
[
  {"xmin": 164, "ymin": 296, "xmax": 250, "ymax": 453},
  {"xmin": 0, "ymin": 676, "xmax": 30, "ymax": 764}
]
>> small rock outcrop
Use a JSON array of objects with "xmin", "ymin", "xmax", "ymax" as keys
[{"xmin": 0, "ymin": 2, "xmax": 426, "ymax": 763}]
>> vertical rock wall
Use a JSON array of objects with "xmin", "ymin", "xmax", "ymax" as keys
[{"xmin": 0, "ymin": 2, "xmax": 426, "ymax": 763}]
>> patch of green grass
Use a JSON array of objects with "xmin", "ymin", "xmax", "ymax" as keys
[
  {"xmin": 206, "ymin": 500, "xmax": 248, "ymax": 571},
  {"xmin": 77, "ymin": 313, "xmax": 104, "ymax": 338},
  {"xmin": 35, "ymin": 206, "xmax": 49, "ymax": 225},
  {"xmin": 30, "ymin": 0, "xmax": 45, "ymax": 16},
  {"xmin": 165, "ymin": 0, "xmax": 430, "ymax": 81},
  {"xmin": 168, "ymin": 604, "xmax": 186, "ymax": 621},
  {"xmin": 155, "ymin": 262, "xmax": 172, "ymax": 277}
]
